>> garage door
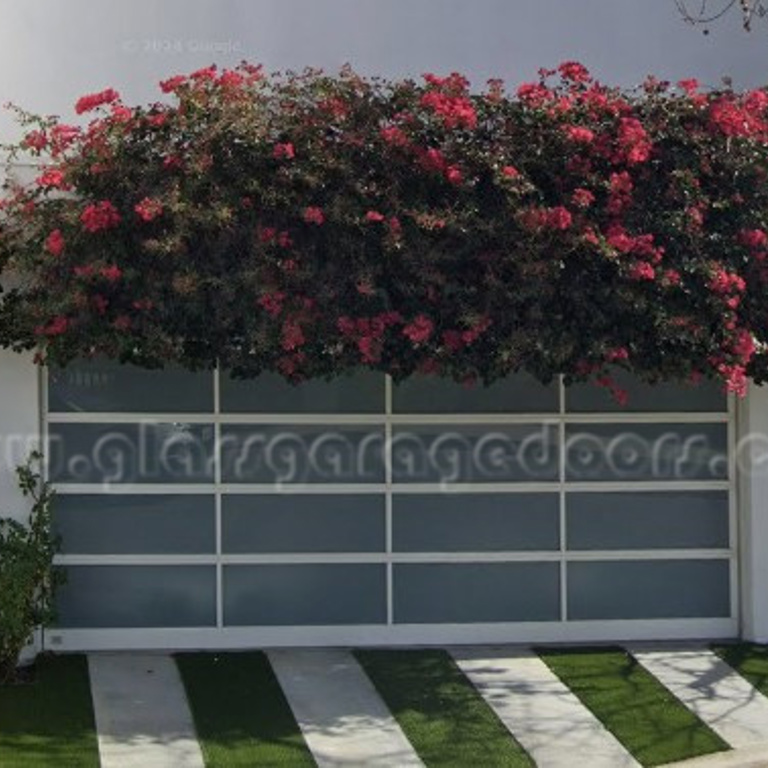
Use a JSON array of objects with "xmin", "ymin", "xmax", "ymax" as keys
[{"xmin": 44, "ymin": 362, "xmax": 736, "ymax": 650}]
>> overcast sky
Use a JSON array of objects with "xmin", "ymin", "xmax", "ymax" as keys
[{"xmin": 0, "ymin": 0, "xmax": 766, "ymax": 139}]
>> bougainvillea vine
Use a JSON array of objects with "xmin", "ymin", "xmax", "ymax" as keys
[{"xmin": 1, "ymin": 61, "xmax": 768, "ymax": 399}]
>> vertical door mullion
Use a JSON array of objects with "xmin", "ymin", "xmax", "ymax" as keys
[
  {"xmin": 559, "ymin": 375, "xmax": 568, "ymax": 622},
  {"xmin": 385, "ymin": 375, "xmax": 394, "ymax": 625},
  {"xmin": 214, "ymin": 367, "xmax": 223, "ymax": 629}
]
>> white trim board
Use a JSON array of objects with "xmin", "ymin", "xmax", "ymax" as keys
[{"xmin": 45, "ymin": 618, "xmax": 738, "ymax": 652}]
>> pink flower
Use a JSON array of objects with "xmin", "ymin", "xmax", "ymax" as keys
[
  {"xmin": 160, "ymin": 75, "xmax": 186, "ymax": 93},
  {"xmin": 709, "ymin": 96, "xmax": 765, "ymax": 137},
  {"xmin": 571, "ymin": 188, "xmax": 595, "ymax": 208},
  {"xmin": 273, "ymin": 142, "xmax": 295, "ymax": 160},
  {"xmin": 501, "ymin": 165, "xmax": 520, "ymax": 179},
  {"xmin": 258, "ymin": 292, "xmax": 285, "ymax": 317},
  {"xmin": 110, "ymin": 105, "xmax": 133, "ymax": 123},
  {"xmin": 678, "ymin": 78, "xmax": 699, "ymax": 95},
  {"xmin": 134, "ymin": 197, "xmax": 163, "ymax": 222},
  {"xmin": 564, "ymin": 125, "xmax": 595, "ymax": 143},
  {"xmin": 629, "ymin": 261, "xmax": 656, "ymax": 281},
  {"xmin": 357, "ymin": 336, "xmax": 380, "ymax": 364},
  {"xmin": 419, "ymin": 90, "xmax": 477, "ymax": 130},
  {"xmin": 380, "ymin": 126, "xmax": 409, "ymax": 146},
  {"xmin": 403, "ymin": 315, "xmax": 434, "ymax": 344},
  {"xmin": 45, "ymin": 229, "xmax": 65, "ymax": 256},
  {"xmin": 686, "ymin": 206, "xmax": 705, "ymax": 229},
  {"xmin": 258, "ymin": 226, "xmax": 277, "ymax": 244},
  {"xmin": 145, "ymin": 112, "xmax": 168, "ymax": 128},
  {"xmin": 190, "ymin": 66, "xmax": 217, "ymax": 82},
  {"xmin": 35, "ymin": 168, "xmax": 66, "ymax": 189},
  {"xmin": 517, "ymin": 82, "xmax": 552, "ymax": 105},
  {"xmin": 733, "ymin": 329, "xmax": 756, "ymax": 363},
  {"xmin": 445, "ymin": 165, "xmax": 463, "ymax": 185},
  {"xmin": 80, "ymin": 201, "xmax": 121, "ymax": 233},
  {"xmin": 365, "ymin": 210, "xmax": 385, "ymax": 223},
  {"xmin": 610, "ymin": 171, "xmax": 634, "ymax": 195},
  {"xmin": 709, "ymin": 269, "xmax": 746, "ymax": 295},
  {"xmin": 303, "ymin": 206, "xmax": 325, "ymax": 225},
  {"xmin": 218, "ymin": 70, "xmax": 245, "ymax": 89},
  {"xmin": 50, "ymin": 124, "xmax": 81, "ymax": 152},
  {"xmin": 281, "ymin": 320, "xmax": 305, "ymax": 351},
  {"xmin": 442, "ymin": 330, "xmax": 464, "ymax": 352},
  {"xmin": 546, "ymin": 206, "xmax": 572, "ymax": 230},
  {"xmin": 75, "ymin": 88, "xmax": 120, "ymax": 114},
  {"xmin": 740, "ymin": 229, "xmax": 768, "ymax": 249},
  {"xmin": 558, "ymin": 61, "xmax": 591, "ymax": 83},
  {"xmin": 617, "ymin": 117, "xmax": 652, "ymax": 164},
  {"xmin": 519, "ymin": 207, "xmax": 549, "ymax": 231},
  {"xmin": 605, "ymin": 347, "xmax": 629, "ymax": 362},
  {"xmin": 23, "ymin": 130, "xmax": 47, "ymax": 151},
  {"xmin": 606, "ymin": 224, "xmax": 635, "ymax": 253},
  {"xmin": 36, "ymin": 316, "xmax": 68, "ymax": 337},
  {"xmin": 100, "ymin": 264, "xmax": 122, "ymax": 282},
  {"xmin": 419, "ymin": 147, "xmax": 447, "ymax": 173},
  {"xmin": 607, "ymin": 171, "xmax": 633, "ymax": 214}
]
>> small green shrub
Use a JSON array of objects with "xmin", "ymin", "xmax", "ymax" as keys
[{"xmin": 0, "ymin": 452, "xmax": 63, "ymax": 685}]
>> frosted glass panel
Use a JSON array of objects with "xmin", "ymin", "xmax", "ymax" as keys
[
  {"xmin": 49, "ymin": 423, "xmax": 215, "ymax": 484},
  {"xmin": 221, "ymin": 425, "xmax": 385, "ymax": 484},
  {"xmin": 56, "ymin": 566, "xmax": 216, "ymax": 627},
  {"xmin": 221, "ymin": 371, "xmax": 384, "ymax": 413},
  {"xmin": 394, "ymin": 563, "xmax": 560, "ymax": 623},
  {"xmin": 393, "ymin": 374, "xmax": 558, "ymax": 413},
  {"xmin": 49, "ymin": 361, "xmax": 213, "ymax": 413},
  {"xmin": 393, "ymin": 493, "xmax": 559, "ymax": 551},
  {"xmin": 222, "ymin": 494, "xmax": 385, "ymax": 553},
  {"xmin": 567, "ymin": 372, "xmax": 726, "ymax": 413},
  {"xmin": 392, "ymin": 425, "xmax": 558, "ymax": 483},
  {"xmin": 565, "ymin": 423, "xmax": 727, "ymax": 481},
  {"xmin": 567, "ymin": 492, "xmax": 729, "ymax": 550},
  {"xmin": 224, "ymin": 564, "xmax": 386, "ymax": 625},
  {"xmin": 568, "ymin": 560, "xmax": 730, "ymax": 619},
  {"xmin": 55, "ymin": 494, "xmax": 215, "ymax": 554}
]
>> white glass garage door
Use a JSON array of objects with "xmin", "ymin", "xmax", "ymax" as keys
[{"xmin": 43, "ymin": 363, "xmax": 737, "ymax": 650}]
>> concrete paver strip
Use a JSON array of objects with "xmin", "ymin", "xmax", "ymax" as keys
[
  {"xmin": 451, "ymin": 646, "xmax": 640, "ymax": 768},
  {"xmin": 87, "ymin": 653, "xmax": 204, "ymax": 768},
  {"xmin": 267, "ymin": 648, "xmax": 424, "ymax": 768},
  {"xmin": 632, "ymin": 648, "xmax": 768, "ymax": 749}
]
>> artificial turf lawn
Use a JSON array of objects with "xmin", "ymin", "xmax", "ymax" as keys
[
  {"xmin": 712, "ymin": 642, "xmax": 768, "ymax": 695},
  {"xmin": 538, "ymin": 646, "xmax": 729, "ymax": 767},
  {"xmin": 355, "ymin": 648, "xmax": 534, "ymax": 767},
  {"xmin": 0, "ymin": 654, "xmax": 99, "ymax": 768},
  {"xmin": 176, "ymin": 652, "xmax": 315, "ymax": 768}
]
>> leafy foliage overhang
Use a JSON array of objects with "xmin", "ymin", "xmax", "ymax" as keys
[{"xmin": 2, "ymin": 62, "xmax": 768, "ymax": 401}]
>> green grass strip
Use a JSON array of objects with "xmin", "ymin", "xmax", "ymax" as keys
[
  {"xmin": 538, "ymin": 646, "xmax": 729, "ymax": 767},
  {"xmin": 355, "ymin": 649, "xmax": 533, "ymax": 767},
  {"xmin": 176, "ymin": 652, "xmax": 315, "ymax": 768},
  {"xmin": 712, "ymin": 642, "xmax": 768, "ymax": 696},
  {"xmin": 0, "ymin": 654, "xmax": 99, "ymax": 768}
]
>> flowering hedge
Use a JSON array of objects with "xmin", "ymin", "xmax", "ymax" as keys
[{"xmin": 2, "ymin": 61, "xmax": 768, "ymax": 401}]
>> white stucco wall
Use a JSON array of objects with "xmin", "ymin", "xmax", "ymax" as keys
[
  {"xmin": 0, "ymin": 0, "xmax": 766, "ymax": 142},
  {"xmin": 739, "ymin": 386, "xmax": 768, "ymax": 642},
  {"xmin": 2, "ymin": 1, "xmax": 768, "ymax": 639},
  {"xmin": 0, "ymin": 351, "xmax": 40, "ymax": 522}
]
